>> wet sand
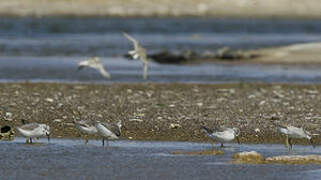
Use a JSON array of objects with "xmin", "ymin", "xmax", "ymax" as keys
[
  {"xmin": 0, "ymin": 0, "xmax": 320, "ymax": 19},
  {"xmin": 1, "ymin": 82, "xmax": 321, "ymax": 145},
  {"xmin": 237, "ymin": 43, "xmax": 321, "ymax": 65}
]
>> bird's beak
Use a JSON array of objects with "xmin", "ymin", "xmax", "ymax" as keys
[
  {"xmin": 236, "ymin": 136, "xmax": 241, "ymax": 144},
  {"xmin": 309, "ymin": 138, "xmax": 315, "ymax": 148},
  {"xmin": 46, "ymin": 132, "xmax": 50, "ymax": 142}
]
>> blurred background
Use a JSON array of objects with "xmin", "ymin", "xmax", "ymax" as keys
[{"xmin": 0, "ymin": 0, "xmax": 321, "ymax": 83}]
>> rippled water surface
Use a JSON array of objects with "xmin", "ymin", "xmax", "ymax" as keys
[
  {"xmin": 0, "ymin": 57, "xmax": 321, "ymax": 83},
  {"xmin": 1, "ymin": 138, "xmax": 321, "ymax": 180},
  {"xmin": 0, "ymin": 17, "xmax": 321, "ymax": 83},
  {"xmin": 0, "ymin": 18, "xmax": 321, "ymax": 56}
]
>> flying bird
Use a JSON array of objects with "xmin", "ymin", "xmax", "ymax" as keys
[
  {"xmin": 201, "ymin": 126, "xmax": 240, "ymax": 148},
  {"xmin": 123, "ymin": 32, "xmax": 149, "ymax": 80},
  {"xmin": 78, "ymin": 57, "xmax": 111, "ymax": 79}
]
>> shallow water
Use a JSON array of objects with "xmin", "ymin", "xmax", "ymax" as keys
[
  {"xmin": 1, "ymin": 138, "xmax": 321, "ymax": 180},
  {"xmin": 0, "ymin": 17, "xmax": 321, "ymax": 84},
  {"xmin": 0, "ymin": 17, "xmax": 321, "ymax": 83},
  {"xmin": 0, "ymin": 17, "xmax": 321, "ymax": 56},
  {"xmin": 1, "ymin": 56, "xmax": 321, "ymax": 83}
]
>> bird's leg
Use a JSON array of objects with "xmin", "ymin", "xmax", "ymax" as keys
[
  {"xmin": 84, "ymin": 135, "xmax": 88, "ymax": 145},
  {"xmin": 310, "ymin": 138, "xmax": 316, "ymax": 148},
  {"xmin": 221, "ymin": 143, "xmax": 224, "ymax": 148},
  {"xmin": 285, "ymin": 135, "xmax": 289, "ymax": 148},
  {"xmin": 211, "ymin": 140, "xmax": 215, "ymax": 150},
  {"xmin": 26, "ymin": 138, "xmax": 29, "ymax": 144},
  {"xmin": 30, "ymin": 138, "xmax": 33, "ymax": 144},
  {"xmin": 102, "ymin": 138, "xmax": 105, "ymax": 147},
  {"xmin": 288, "ymin": 138, "xmax": 293, "ymax": 151}
]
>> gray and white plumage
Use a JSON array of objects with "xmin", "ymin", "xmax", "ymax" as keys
[
  {"xmin": 95, "ymin": 121, "xmax": 122, "ymax": 147},
  {"xmin": 201, "ymin": 126, "xmax": 240, "ymax": 147},
  {"xmin": 78, "ymin": 57, "xmax": 111, "ymax": 79},
  {"xmin": 16, "ymin": 122, "xmax": 50, "ymax": 143},
  {"xmin": 274, "ymin": 123, "xmax": 315, "ymax": 150},
  {"xmin": 123, "ymin": 32, "xmax": 149, "ymax": 80},
  {"xmin": 74, "ymin": 120, "xmax": 98, "ymax": 144}
]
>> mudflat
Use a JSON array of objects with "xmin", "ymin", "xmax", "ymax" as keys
[{"xmin": 1, "ymin": 82, "xmax": 321, "ymax": 145}]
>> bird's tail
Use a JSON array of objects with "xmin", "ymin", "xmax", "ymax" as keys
[
  {"xmin": 200, "ymin": 126, "xmax": 213, "ymax": 135},
  {"xmin": 117, "ymin": 121, "xmax": 122, "ymax": 128},
  {"xmin": 21, "ymin": 119, "xmax": 28, "ymax": 125}
]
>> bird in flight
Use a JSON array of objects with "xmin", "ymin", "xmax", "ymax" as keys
[
  {"xmin": 123, "ymin": 32, "xmax": 149, "ymax": 80},
  {"xmin": 78, "ymin": 57, "xmax": 111, "ymax": 79}
]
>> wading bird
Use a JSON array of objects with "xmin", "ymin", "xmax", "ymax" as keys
[
  {"xmin": 16, "ymin": 120, "xmax": 50, "ymax": 144},
  {"xmin": 274, "ymin": 123, "xmax": 316, "ymax": 151},
  {"xmin": 95, "ymin": 121, "xmax": 122, "ymax": 147},
  {"xmin": 201, "ymin": 126, "xmax": 240, "ymax": 148},
  {"xmin": 74, "ymin": 120, "xmax": 98, "ymax": 144}
]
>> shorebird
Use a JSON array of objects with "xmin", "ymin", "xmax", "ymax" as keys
[
  {"xmin": 78, "ymin": 57, "xmax": 111, "ymax": 79},
  {"xmin": 123, "ymin": 32, "xmax": 149, "ymax": 80},
  {"xmin": 74, "ymin": 120, "xmax": 98, "ymax": 144},
  {"xmin": 201, "ymin": 126, "xmax": 240, "ymax": 148},
  {"xmin": 94, "ymin": 121, "xmax": 122, "ymax": 147},
  {"xmin": 274, "ymin": 123, "xmax": 316, "ymax": 151},
  {"xmin": 16, "ymin": 120, "xmax": 50, "ymax": 144}
]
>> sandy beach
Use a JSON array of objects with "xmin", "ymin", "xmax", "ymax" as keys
[
  {"xmin": 1, "ymin": 82, "xmax": 321, "ymax": 145},
  {"xmin": 0, "ymin": 0, "xmax": 320, "ymax": 19}
]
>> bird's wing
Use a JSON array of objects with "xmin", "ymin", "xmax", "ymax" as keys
[
  {"xmin": 78, "ymin": 60, "xmax": 89, "ymax": 69},
  {"xmin": 88, "ymin": 57, "xmax": 101, "ymax": 66},
  {"xmin": 20, "ymin": 123, "xmax": 40, "ymax": 130},
  {"xmin": 75, "ymin": 120, "xmax": 91, "ymax": 128},
  {"xmin": 200, "ymin": 126, "xmax": 214, "ymax": 134},
  {"xmin": 97, "ymin": 65, "xmax": 111, "ymax": 79},
  {"xmin": 213, "ymin": 126, "xmax": 229, "ymax": 132},
  {"xmin": 123, "ymin": 32, "xmax": 140, "ymax": 50},
  {"xmin": 85, "ymin": 58, "xmax": 111, "ymax": 79},
  {"xmin": 142, "ymin": 61, "xmax": 148, "ymax": 80},
  {"xmin": 278, "ymin": 124, "xmax": 289, "ymax": 129},
  {"xmin": 104, "ymin": 122, "xmax": 121, "ymax": 137},
  {"xmin": 139, "ymin": 48, "xmax": 148, "ymax": 63}
]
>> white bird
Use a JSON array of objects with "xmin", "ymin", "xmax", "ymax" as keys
[
  {"xmin": 95, "ymin": 121, "xmax": 122, "ymax": 147},
  {"xmin": 275, "ymin": 123, "xmax": 315, "ymax": 151},
  {"xmin": 74, "ymin": 120, "xmax": 98, "ymax": 144},
  {"xmin": 123, "ymin": 32, "xmax": 149, "ymax": 80},
  {"xmin": 201, "ymin": 126, "xmax": 240, "ymax": 148},
  {"xmin": 78, "ymin": 57, "xmax": 111, "ymax": 79},
  {"xmin": 16, "ymin": 120, "xmax": 50, "ymax": 143}
]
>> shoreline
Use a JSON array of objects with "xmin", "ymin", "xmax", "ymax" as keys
[{"xmin": 1, "ymin": 82, "xmax": 321, "ymax": 145}]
